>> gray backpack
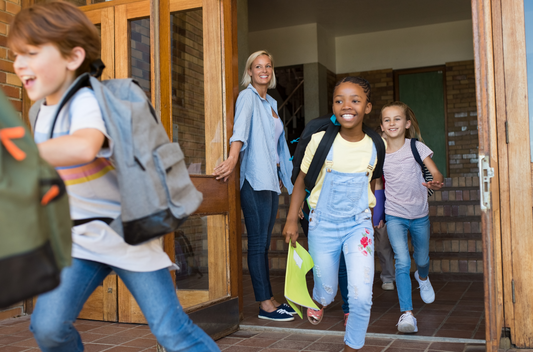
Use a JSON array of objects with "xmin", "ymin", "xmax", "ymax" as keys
[{"xmin": 30, "ymin": 68, "xmax": 203, "ymax": 245}]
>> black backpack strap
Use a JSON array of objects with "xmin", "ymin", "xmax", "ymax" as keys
[
  {"xmin": 362, "ymin": 124, "xmax": 385, "ymax": 180},
  {"xmin": 410, "ymin": 138, "xmax": 424, "ymax": 167},
  {"xmin": 46, "ymin": 73, "xmax": 92, "ymax": 140},
  {"xmin": 303, "ymin": 121, "xmax": 340, "ymax": 191}
]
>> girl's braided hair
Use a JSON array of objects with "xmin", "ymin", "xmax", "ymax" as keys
[{"xmin": 334, "ymin": 76, "xmax": 372, "ymax": 103}]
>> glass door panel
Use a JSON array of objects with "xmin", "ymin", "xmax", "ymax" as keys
[
  {"xmin": 171, "ymin": 9, "xmax": 206, "ymax": 174},
  {"xmin": 130, "ymin": 17, "xmax": 152, "ymax": 98}
]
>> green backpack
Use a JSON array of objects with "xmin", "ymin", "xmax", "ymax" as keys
[{"xmin": 0, "ymin": 91, "xmax": 72, "ymax": 308}]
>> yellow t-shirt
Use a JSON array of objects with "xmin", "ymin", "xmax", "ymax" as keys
[{"xmin": 300, "ymin": 132, "xmax": 382, "ymax": 209}]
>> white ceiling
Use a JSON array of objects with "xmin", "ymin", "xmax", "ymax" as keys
[{"xmin": 248, "ymin": 0, "xmax": 472, "ymax": 37}]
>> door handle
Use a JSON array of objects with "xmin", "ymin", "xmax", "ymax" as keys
[{"xmin": 479, "ymin": 154, "xmax": 494, "ymax": 211}]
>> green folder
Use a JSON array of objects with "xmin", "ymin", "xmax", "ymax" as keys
[{"xmin": 284, "ymin": 242, "xmax": 319, "ymax": 318}]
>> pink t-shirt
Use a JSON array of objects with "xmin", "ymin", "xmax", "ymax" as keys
[{"xmin": 383, "ymin": 139, "xmax": 433, "ymax": 219}]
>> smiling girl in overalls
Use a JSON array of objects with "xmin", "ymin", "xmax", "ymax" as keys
[{"xmin": 284, "ymin": 76, "xmax": 381, "ymax": 352}]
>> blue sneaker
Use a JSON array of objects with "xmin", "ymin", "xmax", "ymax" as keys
[
  {"xmin": 258, "ymin": 308, "xmax": 294, "ymax": 321},
  {"xmin": 277, "ymin": 303, "xmax": 297, "ymax": 315}
]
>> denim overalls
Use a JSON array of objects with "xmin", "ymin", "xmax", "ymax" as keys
[{"xmin": 308, "ymin": 142, "xmax": 376, "ymax": 349}]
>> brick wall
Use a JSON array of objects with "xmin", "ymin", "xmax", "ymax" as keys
[
  {"xmin": 0, "ymin": 0, "xmax": 22, "ymax": 116},
  {"xmin": 170, "ymin": 10, "xmax": 206, "ymax": 175},
  {"xmin": 336, "ymin": 69, "xmax": 394, "ymax": 131},
  {"xmin": 445, "ymin": 60, "xmax": 479, "ymax": 177}
]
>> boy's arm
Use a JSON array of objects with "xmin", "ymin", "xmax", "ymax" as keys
[
  {"xmin": 38, "ymin": 128, "xmax": 105, "ymax": 167},
  {"xmin": 283, "ymin": 170, "xmax": 307, "ymax": 248},
  {"xmin": 422, "ymin": 156, "xmax": 444, "ymax": 190}
]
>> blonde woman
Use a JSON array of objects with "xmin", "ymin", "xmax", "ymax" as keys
[{"xmin": 213, "ymin": 50, "xmax": 295, "ymax": 321}]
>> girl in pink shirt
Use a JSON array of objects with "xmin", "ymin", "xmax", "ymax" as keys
[{"xmin": 380, "ymin": 101, "xmax": 444, "ymax": 334}]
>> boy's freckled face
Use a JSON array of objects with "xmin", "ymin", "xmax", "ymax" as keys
[
  {"xmin": 332, "ymin": 82, "xmax": 371, "ymax": 131},
  {"xmin": 381, "ymin": 106, "xmax": 411, "ymax": 139},
  {"xmin": 13, "ymin": 44, "xmax": 72, "ymax": 105}
]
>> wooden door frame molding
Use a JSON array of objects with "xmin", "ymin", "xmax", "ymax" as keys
[
  {"xmin": 393, "ymin": 65, "xmax": 450, "ymax": 177},
  {"xmin": 471, "ymin": 0, "xmax": 503, "ymax": 350}
]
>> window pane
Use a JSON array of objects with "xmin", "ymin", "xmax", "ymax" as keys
[
  {"xmin": 171, "ymin": 9, "xmax": 206, "ymax": 175},
  {"xmin": 130, "ymin": 18, "xmax": 151, "ymax": 98},
  {"xmin": 174, "ymin": 215, "xmax": 210, "ymax": 290}
]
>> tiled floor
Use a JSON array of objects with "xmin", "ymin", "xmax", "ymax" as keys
[
  {"xmin": 0, "ymin": 316, "xmax": 157, "ymax": 351},
  {"xmin": 0, "ymin": 274, "xmax": 493, "ymax": 352},
  {"xmin": 240, "ymin": 274, "xmax": 485, "ymax": 340},
  {"xmin": 217, "ymin": 330, "xmax": 488, "ymax": 352}
]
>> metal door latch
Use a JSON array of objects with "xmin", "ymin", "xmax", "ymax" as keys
[{"xmin": 479, "ymin": 155, "xmax": 494, "ymax": 211}]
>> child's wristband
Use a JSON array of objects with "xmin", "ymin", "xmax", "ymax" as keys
[{"xmin": 373, "ymin": 189, "xmax": 385, "ymax": 227}]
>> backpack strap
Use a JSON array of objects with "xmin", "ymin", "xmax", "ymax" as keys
[
  {"xmin": 367, "ymin": 143, "xmax": 377, "ymax": 174},
  {"xmin": 362, "ymin": 124, "xmax": 385, "ymax": 180},
  {"xmin": 303, "ymin": 118, "xmax": 340, "ymax": 191},
  {"xmin": 410, "ymin": 138, "xmax": 424, "ymax": 167},
  {"xmin": 43, "ymin": 73, "xmax": 91, "ymax": 140}
]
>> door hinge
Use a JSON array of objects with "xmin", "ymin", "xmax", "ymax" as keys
[
  {"xmin": 512, "ymin": 280, "xmax": 516, "ymax": 304},
  {"xmin": 505, "ymin": 121, "xmax": 509, "ymax": 144},
  {"xmin": 479, "ymin": 155, "xmax": 495, "ymax": 211}
]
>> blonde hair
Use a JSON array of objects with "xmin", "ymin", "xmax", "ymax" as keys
[
  {"xmin": 241, "ymin": 50, "xmax": 276, "ymax": 89},
  {"xmin": 381, "ymin": 101, "xmax": 424, "ymax": 143}
]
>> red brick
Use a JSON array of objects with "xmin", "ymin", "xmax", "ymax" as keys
[
  {"xmin": 0, "ymin": 59, "xmax": 15, "ymax": 73},
  {"xmin": 1, "ymin": 84, "xmax": 19, "ymax": 98},
  {"xmin": 0, "ymin": 11, "xmax": 13, "ymax": 24},
  {"xmin": 5, "ymin": 1, "xmax": 20, "ymax": 14},
  {"xmin": 9, "ymin": 98, "xmax": 21, "ymax": 111}
]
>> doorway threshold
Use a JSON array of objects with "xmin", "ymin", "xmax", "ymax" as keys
[{"xmin": 239, "ymin": 324, "xmax": 486, "ymax": 345}]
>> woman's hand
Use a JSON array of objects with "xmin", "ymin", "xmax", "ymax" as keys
[
  {"xmin": 283, "ymin": 220, "xmax": 299, "ymax": 248},
  {"xmin": 213, "ymin": 155, "xmax": 237, "ymax": 182},
  {"xmin": 375, "ymin": 220, "xmax": 384, "ymax": 229}
]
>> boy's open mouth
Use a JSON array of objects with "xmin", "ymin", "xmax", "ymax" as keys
[{"xmin": 21, "ymin": 75, "xmax": 36, "ymax": 88}]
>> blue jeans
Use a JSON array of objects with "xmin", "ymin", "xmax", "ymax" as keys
[
  {"xmin": 385, "ymin": 214, "xmax": 430, "ymax": 312},
  {"xmin": 339, "ymin": 225, "xmax": 395, "ymax": 314},
  {"xmin": 240, "ymin": 179, "xmax": 278, "ymax": 302},
  {"xmin": 30, "ymin": 258, "xmax": 219, "ymax": 352}
]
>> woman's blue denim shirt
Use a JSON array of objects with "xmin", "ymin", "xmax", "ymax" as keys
[{"xmin": 229, "ymin": 84, "xmax": 293, "ymax": 195}]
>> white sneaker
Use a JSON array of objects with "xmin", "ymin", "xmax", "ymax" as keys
[
  {"xmin": 397, "ymin": 312, "xmax": 418, "ymax": 333},
  {"xmin": 381, "ymin": 282, "xmax": 395, "ymax": 291},
  {"xmin": 414, "ymin": 271, "xmax": 435, "ymax": 304}
]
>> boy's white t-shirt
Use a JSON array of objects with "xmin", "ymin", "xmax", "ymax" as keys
[{"xmin": 34, "ymin": 88, "xmax": 173, "ymax": 272}]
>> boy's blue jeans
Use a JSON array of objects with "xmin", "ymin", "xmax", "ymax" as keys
[
  {"xmin": 30, "ymin": 258, "xmax": 220, "ymax": 352},
  {"xmin": 385, "ymin": 214, "xmax": 431, "ymax": 312}
]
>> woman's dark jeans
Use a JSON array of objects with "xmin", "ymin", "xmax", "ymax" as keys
[{"xmin": 241, "ymin": 179, "xmax": 279, "ymax": 302}]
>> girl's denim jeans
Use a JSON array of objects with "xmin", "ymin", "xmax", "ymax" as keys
[
  {"xmin": 30, "ymin": 258, "xmax": 220, "ymax": 352},
  {"xmin": 385, "ymin": 214, "xmax": 431, "ymax": 312}
]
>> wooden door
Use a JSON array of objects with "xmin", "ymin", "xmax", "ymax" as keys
[
  {"xmin": 394, "ymin": 66, "xmax": 448, "ymax": 177},
  {"xmin": 78, "ymin": 0, "xmax": 241, "ymax": 334},
  {"xmin": 473, "ymin": 0, "xmax": 533, "ymax": 349}
]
